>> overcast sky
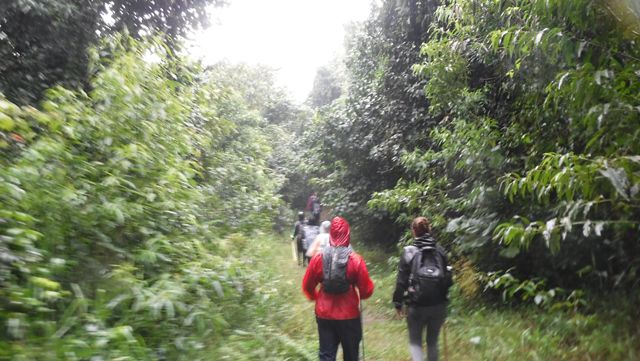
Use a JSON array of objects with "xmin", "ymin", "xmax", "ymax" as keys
[{"xmin": 188, "ymin": 0, "xmax": 374, "ymax": 103}]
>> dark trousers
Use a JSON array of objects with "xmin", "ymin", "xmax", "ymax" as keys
[
  {"xmin": 407, "ymin": 303, "xmax": 447, "ymax": 361},
  {"xmin": 316, "ymin": 317, "xmax": 362, "ymax": 361},
  {"xmin": 296, "ymin": 240, "xmax": 307, "ymax": 266}
]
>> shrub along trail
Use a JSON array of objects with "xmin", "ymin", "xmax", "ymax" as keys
[{"xmin": 251, "ymin": 235, "xmax": 639, "ymax": 361}]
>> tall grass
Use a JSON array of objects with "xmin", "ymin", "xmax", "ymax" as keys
[
  {"xmin": 206, "ymin": 232, "xmax": 316, "ymax": 360},
  {"xmin": 353, "ymin": 239, "xmax": 640, "ymax": 361},
  {"xmin": 208, "ymin": 235, "xmax": 638, "ymax": 360}
]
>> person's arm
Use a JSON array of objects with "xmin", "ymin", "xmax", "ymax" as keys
[
  {"xmin": 439, "ymin": 246, "xmax": 453, "ymax": 289},
  {"xmin": 302, "ymin": 254, "xmax": 322, "ymax": 300},
  {"xmin": 392, "ymin": 248, "xmax": 412, "ymax": 310},
  {"xmin": 355, "ymin": 256, "xmax": 374, "ymax": 300}
]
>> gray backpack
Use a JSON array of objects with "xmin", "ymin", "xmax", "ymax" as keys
[{"xmin": 322, "ymin": 246, "xmax": 352, "ymax": 294}]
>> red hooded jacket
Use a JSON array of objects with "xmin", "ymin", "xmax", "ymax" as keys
[{"xmin": 302, "ymin": 217, "xmax": 374, "ymax": 320}]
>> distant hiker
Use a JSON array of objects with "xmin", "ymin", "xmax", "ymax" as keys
[
  {"xmin": 306, "ymin": 220, "xmax": 331, "ymax": 258},
  {"xmin": 292, "ymin": 212, "xmax": 306, "ymax": 266},
  {"xmin": 302, "ymin": 222, "xmax": 320, "ymax": 266},
  {"xmin": 393, "ymin": 216, "xmax": 453, "ymax": 361},
  {"xmin": 306, "ymin": 191, "xmax": 322, "ymax": 226},
  {"xmin": 302, "ymin": 217, "xmax": 374, "ymax": 361}
]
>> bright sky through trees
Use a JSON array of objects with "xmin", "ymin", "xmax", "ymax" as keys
[{"xmin": 189, "ymin": 0, "xmax": 374, "ymax": 102}]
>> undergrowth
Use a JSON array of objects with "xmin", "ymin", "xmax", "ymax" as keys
[
  {"xmin": 353, "ymin": 239, "xmax": 640, "ymax": 361},
  {"xmin": 206, "ymin": 232, "xmax": 316, "ymax": 360},
  {"xmin": 204, "ymin": 235, "xmax": 639, "ymax": 360}
]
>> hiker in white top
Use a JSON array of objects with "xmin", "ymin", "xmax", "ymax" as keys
[{"xmin": 306, "ymin": 220, "xmax": 331, "ymax": 258}]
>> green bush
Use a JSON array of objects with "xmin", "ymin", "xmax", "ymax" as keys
[{"xmin": 0, "ymin": 36, "xmax": 286, "ymax": 360}]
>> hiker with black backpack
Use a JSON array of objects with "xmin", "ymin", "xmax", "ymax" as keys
[
  {"xmin": 292, "ymin": 212, "xmax": 307, "ymax": 266},
  {"xmin": 393, "ymin": 216, "xmax": 453, "ymax": 361},
  {"xmin": 302, "ymin": 216, "xmax": 374, "ymax": 361},
  {"xmin": 301, "ymin": 222, "xmax": 321, "ymax": 266}
]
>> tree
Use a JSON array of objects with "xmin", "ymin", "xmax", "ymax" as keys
[
  {"xmin": 301, "ymin": 0, "xmax": 439, "ymax": 243},
  {"xmin": 371, "ymin": 0, "xmax": 640, "ymax": 295},
  {"xmin": 307, "ymin": 65, "xmax": 343, "ymax": 108},
  {"xmin": 0, "ymin": 0, "xmax": 225, "ymax": 104}
]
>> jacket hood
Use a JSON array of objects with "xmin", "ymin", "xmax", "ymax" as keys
[
  {"xmin": 413, "ymin": 234, "xmax": 436, "ymax": 250},
  {"xmin": 320, "ymin": 220, "xmax": 331, "ymax": 233},
  {"xmin": 329, "ymin": 217, "xmax": 350, "ymax": 247}
]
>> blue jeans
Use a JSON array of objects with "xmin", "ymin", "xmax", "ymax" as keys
[{"xmin": 407, "ymin": 303, "xmax": 447, "ymax": 361}]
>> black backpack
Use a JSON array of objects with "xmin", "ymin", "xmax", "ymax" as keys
[
  {"xmin": 322, "ymin": 246, "xmax": 352, "ymax": 294},
  {"xmin": 409, "ymin": 247, "xmax": 447, "ymax": 306}
]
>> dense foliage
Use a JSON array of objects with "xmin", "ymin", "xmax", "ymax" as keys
[
  {"xmin": 304, "ymin": 0, "xmax": 639, "ymax": 302},
  {"xmin": 0, "ymin": 36, "xmax": 296, "ymax": 359},
  {"xmin": 307, "ymin": 63, "xmax": 344, "ymax": 108},
  {"xmin": 302, "ymin": 0, "xmax": 440, "ymax": 243},
  {"xmin": 0, "ymin": 0, "xmax": 225, "ymax": 104},
  {"xmin": 2, "ymin": 0, "xmax": 639, "ymax": 358},
  {"xmin": 380, "ymin": 0, "xmax": 639, "ymax": 293},
  {"xmin": 203, "ymin": 62, "xmax": 313, "ymax": 214}
]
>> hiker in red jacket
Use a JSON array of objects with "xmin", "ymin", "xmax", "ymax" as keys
[{"xmin": 302, "ymin": 216, "xmax": 375, "ymax": 361}]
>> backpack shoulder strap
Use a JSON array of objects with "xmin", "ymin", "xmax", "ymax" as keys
[
  {"xmin": 322, "ymin": 246, "xmax": 334, "ymax": 261},
  {"xmin": 344, "ymin": 249, "xmax": 356, "ymax": 283},
  {"xmin": 434, "ymin": 245, "xmax": 447, "ymax": 269},
  {"xmin": 338, "ymin": 247, "xmax": 352, "ymax": 264},
  {"xmin": 409, "ymin": 247, "xmax": 422, "ymax": 282}
]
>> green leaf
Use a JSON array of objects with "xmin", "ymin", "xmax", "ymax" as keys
[
  {"xmin": 212, "ymin": 280, "xmax": 224, "ymax": 298},
  {"xmin": 582, "ymin": 220, "xmax": 592, "ymax": 237},
  {"xmin": 534, "ymin": 28, "xmax": 548, "ymax": 46},
  {"xmin": 594, "ymin": 222, "xmax": 604, "ymax": 236},
  {"xmin": 29, "ymin": 276, "xmax": 61, "ymax": 290},
  {"xmin": 0, "ymin": 113, "xmax": 15, "ymax": 130},
  {"xmin": 500, "ymin": 245, "xmax": 520, "ymax": 258},
  {"xmin": 543, "ymin": 218, "xmax": 556, "ymax": 241},
  {"xmin": 3, "ymin": 182, "xmax": 26, "ymax": 199},
  {"xmin": 599, "ymin": 166, "xmax": 630, "ymax": 200},
  {"xmin": 534, "ymin": 294, "xmax": 544, "ymax": 305}
]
